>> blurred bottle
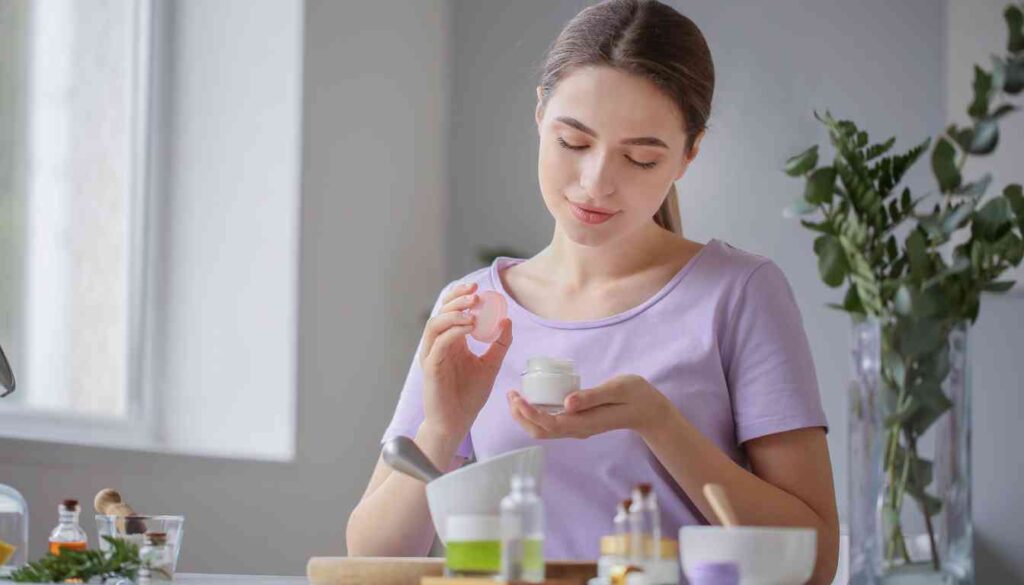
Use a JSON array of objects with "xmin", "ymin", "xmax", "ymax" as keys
[{"xmin": 48, "ymin": 499, "xmax": 87, "ymax": 555}]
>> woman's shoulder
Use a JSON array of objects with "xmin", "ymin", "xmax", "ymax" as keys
[
  {"xmin": 439, "ymin": 261, "xmax": 504, "ymax": 297},
  {"xmin": 704, "ymin": 238, "xmax": 782, "ymax": 282}
]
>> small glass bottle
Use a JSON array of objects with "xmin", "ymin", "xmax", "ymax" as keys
[
  {"xmin": 644, "ymin": 487, "xmax": 661, "ymax": 560},
  {"xmin": 0, "ymin": 484, "xmax": 29, "ymax": 577},
  {"xmin": 613, "ymin": 498, "xmax": 632, "ymax": 537},
  {"xmin": 48, "ymin": 499, "xmax": 87, "ymax": 555},
  {"xmin": 628, "ymin": 484, "xmax": 651, "ymax": 563},
  {"xmin": 138, "ymin": 532, "xmax": 173, "ymax": 584},
  {"xmin": 500, "ymin": 474, "xmax": 545, "ymax": 583}
]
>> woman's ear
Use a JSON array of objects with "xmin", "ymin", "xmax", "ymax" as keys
[{"xmin": 675, "ymin": 129, "xmax": 706, "ymax": 180}]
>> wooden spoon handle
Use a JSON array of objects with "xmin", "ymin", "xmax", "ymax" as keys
[{"xmin": 703, "ymin": 483, "xmax": 739, "ymax": 527}]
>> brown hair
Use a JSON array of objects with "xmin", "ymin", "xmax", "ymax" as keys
[{"xmin": 538, "ymin": 0, "xmax": 715, "ymax": 234}]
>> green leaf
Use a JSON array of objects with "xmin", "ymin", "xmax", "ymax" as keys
[
  {"xmin": 865, "ymin": 137, "xmax": 896, "ymax": 161},
  {"xmin": 954, "ymin": 173, "xmax": 992, "ymax": 199},
  {"xmin": 906, "ymin": 229, "xmax": 931, "ymax": 282},
  {"xmin": 785, "ymin": 145, "xmax": 819, "ymax": 176},
  {"xmin": 1007, "ymin": 5, "xmax": 1024, "ymax": 53},
  {"xmin": 969, "ymin": 119, "xmax": 1000, "ymax": 154},
  {"xmin": 948, "ymin": 124, "xmax": 974, "ymax": 152},
  {"xmin": 895, "ymin": 285, "xmax": 913, "ymax": 315},
  {"xmin": 1006, "ymin": 57, "xmax": 1024, "ymax": 94},
  {"xmin": 799, "ymin": 218, "xmax": 834, "ymax": 233},
  {"xmin": 931, "ymin": 137, "xmax": 961, "ymax": 193},
  {"xmin": 974, "ymin": 197, "xmax": 1014, "ymax": 241},
  {"xmin": 896, "ymin": 317, "xmax": 944, "ymax": 358},
  {"xmin": 1004, "ymin": 184, "xmax": 1024, "ymax": 219},
  {"xmin": 804, "ymin": 167, "xmax": 837, "ymax": 205},
  {"xmin": 784, "ymin": 196, "xmax": 818, "ymax": 218},
  {"xmin": 942, "ymin": 200, "xmax": 979, "ymax": 235},
  {"xmin": 991, "ymin": 103, "xmax": 1017, "ymax": 119},
  {"xmin": 842, "ymin": 284, "xmax": 865, "ymax": 314},
  {"xmin": 814, "ymin": 234, "xmax": 848, "ymax": 287},
  {"xmin": 984, "ymin": 280, "xmax": 1016, "ymax": 292},
  {"xmin": 968, "ymin": 65, "xmax": 993, "ymax": 119}
]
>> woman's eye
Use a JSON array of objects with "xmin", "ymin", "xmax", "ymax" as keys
[
  {"xmin": 627, "ymin": 156, "xmax": 658, "ymax": 170},
  {"xmin": 557, "ymin": 137, "xmax": 657, "ymax": 170},
  {"xmin": 557, "ymin": 137, "xmax": 587, "ymax": 151}
]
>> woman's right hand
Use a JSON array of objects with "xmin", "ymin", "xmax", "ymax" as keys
[{"xmin": 419, "ymin": 282, "xmax": 513, "ymax": 440}]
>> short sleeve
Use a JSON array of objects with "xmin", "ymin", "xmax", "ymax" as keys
[
  {"xmin": 720, "ymin": 261, "xmax": 828, "ymax": 444},
  {"xmin": 380, "ymin": 283, "xmax": 474, "ymax": 460}
]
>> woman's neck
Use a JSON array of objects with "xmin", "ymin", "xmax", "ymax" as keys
[{"xmin": 536, "ymin": 221, "xmax": 680, "ymax": 288}]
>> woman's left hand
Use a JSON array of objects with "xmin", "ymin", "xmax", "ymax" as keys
[{"xmin": 506, "ymin": 374, "xmax": 674, "ymax": 439}]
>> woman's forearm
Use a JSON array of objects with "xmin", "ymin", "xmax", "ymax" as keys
[
  {"xmin": 639, "ymin": 408, "xmax": 839, "ymax": 585},
  {"xmin": 346, "ymin": 424, "xmax": 464, "ymax": 557}
]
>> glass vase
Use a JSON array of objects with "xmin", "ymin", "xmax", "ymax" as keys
[{"xmin": 849, "ymin": 318, "xmax": 972, "ymax": 584}]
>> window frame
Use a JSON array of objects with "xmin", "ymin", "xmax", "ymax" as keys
[{"xmin": 0, "ymin": 0, "xmax": 161, "ymax": 450}]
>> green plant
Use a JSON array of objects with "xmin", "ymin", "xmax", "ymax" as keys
[
  {"xmin": 9, "ymin": 536, "xmax": 141, "ymax": 583},
  {"xmin": 782, "ymin": 3, "xmax": 1024, "ymax": 571}
]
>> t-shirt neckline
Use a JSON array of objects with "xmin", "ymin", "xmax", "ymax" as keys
[{"xmin": 489, "ymin": 238, "xmax": 719, "ymax": 330}]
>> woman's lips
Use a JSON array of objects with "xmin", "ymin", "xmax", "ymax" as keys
[{"xmin": 568, "ymin": 200, "xmax": 618, "ymax": 225}]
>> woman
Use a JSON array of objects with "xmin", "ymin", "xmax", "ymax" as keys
[{"xmin": 347, "ymin": 1, "xmax": 839, "ymax": 582}]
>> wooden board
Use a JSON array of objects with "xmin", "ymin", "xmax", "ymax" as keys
[
  {"xmin": 421, "ymin": 578, "xmax": 577, "ymax": 585},
  {"xmin": 306, "ymin": 557, "xmax": 596, "ymax": 585}
]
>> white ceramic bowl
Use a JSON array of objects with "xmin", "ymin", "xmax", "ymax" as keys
[
  {"xmin": 427, "ymin": 446, "xmax": 544, "ymax": 544},
  {"xmin": 679, "ymin": 525, "xmax": 816, "ymax": 585}
]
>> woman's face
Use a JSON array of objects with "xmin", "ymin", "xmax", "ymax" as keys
[{"xmin": 535, "ymin": 66, "xmax": 700, "ymax": 247}]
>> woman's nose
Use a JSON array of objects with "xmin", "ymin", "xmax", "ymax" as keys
[{"xmin": 579, "ymin": 151, "xmax": 616, "ymax": 199}]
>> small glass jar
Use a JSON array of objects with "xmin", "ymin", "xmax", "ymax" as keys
[
  {"xmin": 445, "ymin": 515, "xmax": 501, "ymax": 578},
  {"xmin": 48, "ymin": 499, "xmax": 87, "ymax": 555},
  {"xmin": 138, "ymin": 531, "xmax": 173, "ymax": 583},
  {"xmin": 0, "ymin": 484, "xmax": 28, "ymax": 577},
  {"xmin": 521, "ymin": 357, "xmax": 580, "ymax": 413}
]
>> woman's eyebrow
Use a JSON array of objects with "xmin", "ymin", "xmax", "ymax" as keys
[{"xmin": 555, "ymin": 116, "xmax": 669, "ymax": 149}]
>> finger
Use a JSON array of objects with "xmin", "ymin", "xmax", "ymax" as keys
[
  {"xmin": 421, "ymin": 311, "xmax": 475, "ymax": 360},
  {"xmin": 439, "ymin": 292, "xmax": 479, "ymax": 315},
  {"xmin": 557, "ymin": 404, "xmax": 623, "ymax": 438},
  {"xmin": 564, "ymin": 378, "xmax": 629, "ymax": 413},
  {"xmin": 481, "ymin": 319, "xmax": 513, "ymax": 365},
  {"xmin": 507, "ymin": 392, "xmax": 551, "ymax": 439},
  {"xmin": 442, "ymin": 281, "xmax": 478, "ymax": 305},
  {"xmin": 424, "ymin": 324, "xmax": 475, "ymax": 367},
  {"xmin": 509, "ymin": 392, "xmax": 560, "ymax": 434}
]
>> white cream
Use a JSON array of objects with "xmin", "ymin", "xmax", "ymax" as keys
[{"xmin": 521, "ymin": 357, "xmax": 580, "ymax": 414}]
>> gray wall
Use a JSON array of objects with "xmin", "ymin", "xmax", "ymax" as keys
[
  {"xmin": 448, "ymin": 0, "xmax": 1023, "ymax": 581},
  {"xmin": 0, "ymin": 0, "xmax": 450, "ymax": 574},
  {"xmin": 947, "ymin": 1, "xmax": 1024, "ymax": 581}
]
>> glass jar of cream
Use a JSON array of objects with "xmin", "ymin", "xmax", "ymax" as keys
[{"xmin": 521, "ymin": 357, "xmax": 580, "ymax": 414}]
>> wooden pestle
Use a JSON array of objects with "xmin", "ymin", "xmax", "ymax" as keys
[{"xmin": 94, "ymin": 489, "xmax": 147, "ymax": 534}]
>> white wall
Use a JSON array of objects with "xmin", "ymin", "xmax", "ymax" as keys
[
  {"xmin": 448, "ymin": 0, "xmax": 1024, "ymax": 581},
  {"xmin": 0, "ymin": 0, "xmax": 451, "ymax": 573}
]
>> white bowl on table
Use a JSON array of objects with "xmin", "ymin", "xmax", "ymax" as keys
[
  {"xmin": 679, "ymin": 525, "xmax": 816, "ymax": 585},
  {"xmin": 426, "ymin": 446, "xmax": 544, "ymax": 544}
]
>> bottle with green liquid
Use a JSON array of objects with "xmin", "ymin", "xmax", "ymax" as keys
[{"xmin": 500, "ymin": 474, "xmax": 545, "ymax": 583}]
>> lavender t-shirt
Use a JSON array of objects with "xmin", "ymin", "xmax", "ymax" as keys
[{"xmin": 382, "ymin": 238, "xmax": 827, "ymax": 560}]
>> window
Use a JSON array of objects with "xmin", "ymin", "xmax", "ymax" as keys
[
  {"xmin": 0, "ymin": 0, "xmax": 150, "ymax": 421},
  {"xmin": 0, "ymin": 0, "xmax": 302, "ymax": 460}
]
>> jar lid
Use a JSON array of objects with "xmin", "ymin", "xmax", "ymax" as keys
[
  {"xmin": 446, "ymin": 515, "xmax": 501, "ymax": 542},
  {"xmin": 524, "ymin": 357, "xmax": 576, "ymax": 374}
]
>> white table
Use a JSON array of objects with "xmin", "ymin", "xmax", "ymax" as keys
[{"xmin": 175, "ymin": 576, "xmax": 308, "ymax": 584}]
